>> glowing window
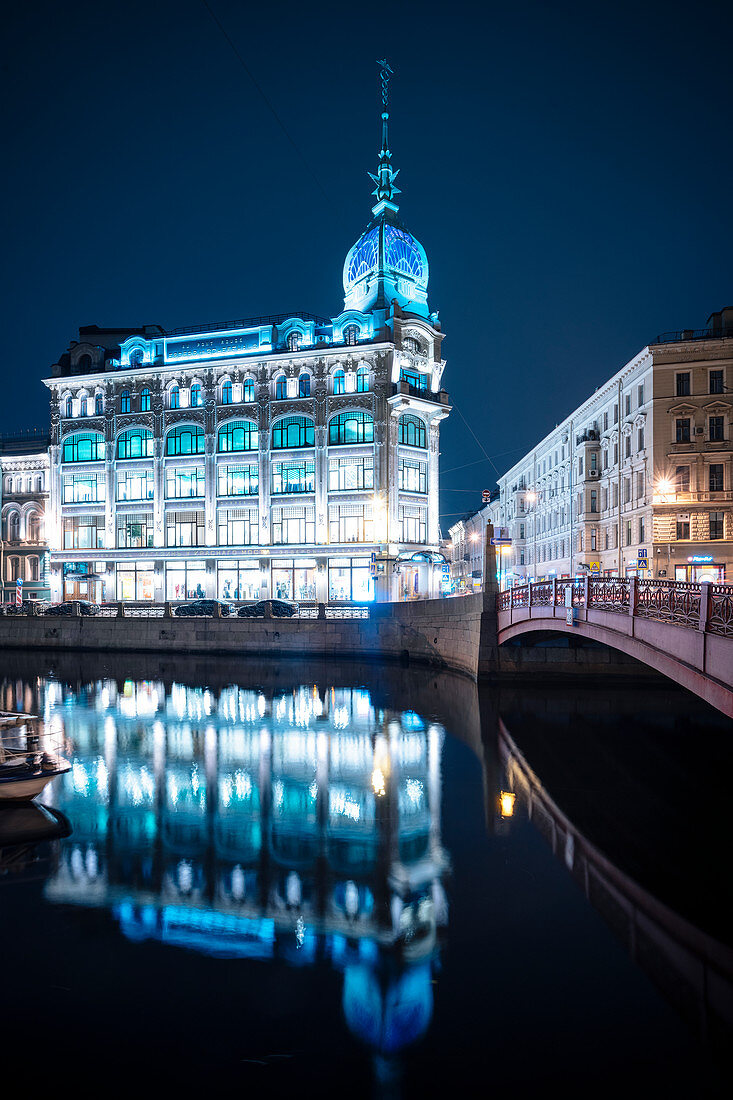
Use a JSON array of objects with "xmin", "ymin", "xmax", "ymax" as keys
[
  {"xmin": 191, "ymin": 382, "xmax": 202, "ymax": 407},
  {"xmin": 287, "ymin": 332, "xmax": 302, "ymax": 351},
  {"xmin": 347, "ymin": 227, "xmax": 379, "ymax": 284},
  {"xmin": 169, "ymin": 385, "xmax": 180, "ymax": 410},
  {"xmin": 356, "ymin": 366, "xmax": 369, "ymax": 393},
  {"xmin": 221, "ymin": 380, "xmax": 233, "ymax": 405},
  {"xmin": 328, "ymin": 411, "xmax": 374, "ymax": 446},
  {"xmin": 117, "ymin": 428, "xmax": 154, "ymax": 459},
  {"xmin": 299, "ymin": 374, "xmax": 311, "ymax": 398},
  {"xmin": 166, "ymin": 424, "xmax": 205, "ymax": 456},
  {"xmin": 275, "ymin": 375, "xmax": 287, "ymax": 400},
  {"xmin": 62, "ymin": 432, "xmax": 105, "ymax": 463},
  {"xmin": 217, "ymin": 420, "xmax": 258, "ymax": 453},
  {"xmin": 95, "ymin": 394, "xmax": 103, "ymax": 416},
  {"xmin": 333, "ymin": 369, "xmax": 346, "ymax": 395},
  {"xmin": 140, "ymin": 387, "xmax": 151, "ymax": 412},
  {"xmin": 272, "ymin": 417, "xmax": 315, "ymax": 450},
  {"xmin": 344, "ymin": 324, "xmax": 359, "ymax": 346},
  {"xmin": 243, "ymin": 379, "xmax": 255, "ymax": 402},
  {"xmin": 398, "ymin": 414, "xmax": 427, "ymax": 448}
]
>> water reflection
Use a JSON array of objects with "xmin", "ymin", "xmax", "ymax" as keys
[{"xmin": 42, "ymin": 674, "xmax": 448, "ymax": 1069}]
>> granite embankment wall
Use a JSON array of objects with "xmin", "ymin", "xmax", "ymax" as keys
[{"xmin": 0, "ymin": 595, "xmax": 485, "ymax": 679}]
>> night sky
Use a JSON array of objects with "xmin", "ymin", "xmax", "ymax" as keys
[{"xmin": 2, "ymin": 0, "xmax": 730, "ymax": 530}]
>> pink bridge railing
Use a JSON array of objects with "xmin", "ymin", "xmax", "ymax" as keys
[{"xmin": 498, "ymin": 578, "xmax": 733, "ymax": 638}]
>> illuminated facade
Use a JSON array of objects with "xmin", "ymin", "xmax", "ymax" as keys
[{"xmin": 42, "ymin": 96, "xmax": 449, "ymax": 604}]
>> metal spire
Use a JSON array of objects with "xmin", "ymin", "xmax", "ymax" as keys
[{"xmin": 369, "ymin": 60, "xmax": 400, "ymax": 207}]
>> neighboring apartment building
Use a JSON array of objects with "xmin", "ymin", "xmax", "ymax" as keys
[
  {"xmin": 453, "ymin": 307, "xmax": 733, "ymax": 588},
  {"xmin": 41, "ymin": 105, "xmax": 450, "ymax": 605},
  {"xmin": 0, "ymin": 433, "xmax": 51, "ymax": 603}
]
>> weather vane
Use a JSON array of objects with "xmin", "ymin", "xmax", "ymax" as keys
[{"xmin": 376, "ymin": 59, "xmax": 393, "ymax": 110}]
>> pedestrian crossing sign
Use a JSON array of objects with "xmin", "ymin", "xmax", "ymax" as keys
[{"xmin": 638, "ymin": 556, "xmax": 649, "ymax": 569}]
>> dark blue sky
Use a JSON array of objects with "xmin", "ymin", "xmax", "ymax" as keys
[{"xmin": 1, "ymin": 0, "xmax": 730, "ymax": 528}]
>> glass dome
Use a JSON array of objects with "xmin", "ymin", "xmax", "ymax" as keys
[{"xmin": 343, "ymin": 219, "xmax": 429, "ymax": 298}]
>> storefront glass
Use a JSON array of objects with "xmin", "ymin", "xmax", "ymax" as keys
[
  {"xmin": 675, "ymin": 562, "xmax": 726, "ymax": 584},
  {"xmin": 217, "ymin": 560, "xmax": 261, "ymax": 601},
  {"xmin": 328, "ymin": 557, "xmax": 373, "ymax": 602},
  {"xmin": 166, "ymin": 562, "xmax": 208, "ymax": 600},
  {"xmin": 116, "ymin": 562, "xmax": 155, "ymax": 601},
  {"xmin": 272, "ymin": 558, "xmax": 317, "ymax": 602}
]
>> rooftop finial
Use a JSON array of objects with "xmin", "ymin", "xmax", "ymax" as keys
[{"xmin": 369, "ymin": 60, "xmax": 400, "ymax": 209}]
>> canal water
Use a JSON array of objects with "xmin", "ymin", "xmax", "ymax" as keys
[{"xmin": 0, "ymin": 650, "xmax": 730, "ymax": 1099}]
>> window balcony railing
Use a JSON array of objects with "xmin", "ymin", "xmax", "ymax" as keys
[{"xmin": 393, "ymin": 381, "xmax": 450, "ymax": 404}]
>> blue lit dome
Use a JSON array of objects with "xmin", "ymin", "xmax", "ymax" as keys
[{"xmin": 343, "ymin": 216, "xmax": 430, "ymax": 317}]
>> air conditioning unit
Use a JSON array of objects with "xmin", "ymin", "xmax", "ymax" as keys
[{"xmin": 589, "ymin": 469, "xmax": 598, "ymax": 478}]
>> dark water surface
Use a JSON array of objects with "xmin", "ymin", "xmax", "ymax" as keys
[{"xmin": 1, "ymin": 651, "xmax": 731, "ymax": 1099}]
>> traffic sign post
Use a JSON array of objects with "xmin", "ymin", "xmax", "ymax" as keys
[{"xmin": 15, "ymin": 578, "xmax": 23, "ymax": 607}]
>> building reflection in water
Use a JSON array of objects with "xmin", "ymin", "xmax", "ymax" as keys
[{"xmin": 42, "ymin": 676, "xmax": 448, "ymax": 1069}]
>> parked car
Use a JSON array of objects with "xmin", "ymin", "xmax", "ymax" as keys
[
  {"xmin": 174, "ymin": 599, "xmax": 236, "ymax": 617},
  {"xmin": 238, "ymin": 599, "xmax": 299, "ymax": 618},
  {"xmin": 44, "ymin": 600, "xmax": 100, "ymax": 616}
]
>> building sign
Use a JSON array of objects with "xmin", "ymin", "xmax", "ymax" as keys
[
  {"xmin": 688, "ymin": 555, "xmax": 713, "ymax": 563},
  {"xmin": 165, "ymin": 330, "xmax": 262, "ymax": 363}
]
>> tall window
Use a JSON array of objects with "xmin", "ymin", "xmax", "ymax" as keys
[
  {"xmin": 637, "ymin": 427, "xmax": 645, "ymax": 451},
  {"xmin": 65, "ymin": 397, "xmax": 73, "ymax": 418},
  {"xmin": 287, "ymin": 331, "xmax": 302, "ymax": 351},
  {"xmin": 140, "ymin": 387, "xmax": 151, "ymax": 412},
  {"xmin": 344, "ymin": 324, "xmax": 359, "ymax": 346},
  {"xmin": 676, "ymin": 418, "xmax": 690, "ymax": 443},
  {"xmin": 271, "ymin": 505, "xmax": 315, "ymax": 544},
  {"xmin": 169, "ymin": 385, "xmax": 180, "ymax": 410},
  {"xmin": 328, "ymin": 457, "xmax": 373, "ymax": 491},
  {"xmin": 272, "ymin": 417, "xmax": 315, "ymax": 450},
  {"xmin": 356, "ymin": 366, "xmax": 369, "ymax": 392},
  {"xmin": 120, "ymin": 390, "xmax": 131, "ymax": 414},
  {"xmin": 675, "ymin": 466, "xmax": 690, "ymax": 492},
  {"xmin": 400, "ymin": 368, "xmax": 428, "ymax": 393},
  {"xmin": 676, "ymin": 517, "xmax": 690, "ymax": 540},
  {"xmin": 221, "ymin": 380, "xmax": 233, "ymax": 405},
  {"xmin": 710, "ymin": 512, "xmax": 724, "ymax": 539},
  {"xmin": 95, "ymin": 393, "xmax": 103, "ymax": 416},
  {"xmin": 399, "ymin": 505, "xmax": 427, "ymax": 544},
  {"xmin": 398, "ymin": 414, "xmax": 426, "ymax": 448},
  {"xmin": 333, "ymin": 369, "xmax": 346, "ymax": 395},
  {"xmin": 709, "ymin": 370, "xmax": 723, "ymax": 394},
  {"xmin": 63, "ymin": 516, "xmax": 104, "ymax": 549},
  {"xmin": 709, "ymin": 464, "xmax": 724, "ymax": 491},
  {"xmin": 117, "ymin": 514, "xmax": 154, "ymax": 549},
  {"xmin": 299, "ymin": 374, "xmax": 311, "ymax": 398},
  {"xmin": 218, "ymin": 509, "xmax": 257, "ymax": 546},
  {"xmin": 79, "ymin": 397, "xmax": 87, "ymax": 417},
  {"xmin": 191, "ymin": 382, "xmax": 202, "ymax": 407},
  {"xmin": 62, "ymin": 432, "xmax": 105, "ymax": 463},
  {"xmin": 243, "ymin": 379, "xmax": 255, "ymax": 402},
  {"xmin": 329, "ymin": 411, "xmax": 374, "ymax": 445},
  {"xmin": 329, "ymin": 504, "xmax": 373, "ymax": 544},
  {"xmin": 116, "ymin": 470, "xmax": 153, "ymax": 501},
  {"xmin": 117, "ymin": 428, "xmax": 154, "ymax": 459},
  {"xmin": 218, "ymin": 420, "xmax": 258, "ymax": 453},
  {"xmin": 676, "ymin": 372, "xmax": 691, "ymax": 397},
  {"xmin": 64, "ymin": 473, "xmax": 106, "ymax": 503},
  {"xmin": 166, "ymin": 424, "xmax": 205, "ymax": 456},
  {"xmin": 275, "ymin": 375, "xmax": 287, "ymax": 399},
  {"xmin": 398, "ymin": 458, "xmax": 427, "ymax": 493},
  {"xmin": 709, "ymin": 415, "xmax": 724, "ymax": 442}
]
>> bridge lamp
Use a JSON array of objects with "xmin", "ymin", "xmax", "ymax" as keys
[{"xmin": 499, "ymin": 791, "xmax": 516, "ymax": 818}]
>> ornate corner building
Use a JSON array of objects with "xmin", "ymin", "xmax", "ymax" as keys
[{"xmin": 42, "ymin": 99, "xmax": 450, "ymax": 605}]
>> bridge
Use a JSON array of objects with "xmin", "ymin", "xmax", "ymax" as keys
[{"xmin": 493, "ymin": 571, "xmax": 733, "ymax": 718}]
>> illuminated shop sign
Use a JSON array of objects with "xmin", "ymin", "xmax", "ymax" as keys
[
  {"xmin": 165, "ymin": 330, "xmax": 263, "ymax": 362},
  {"xmin": 687, "ymin": 555, "xmax": 714, "ymax": 563}
]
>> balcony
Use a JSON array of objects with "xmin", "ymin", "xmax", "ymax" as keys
[{"xmin": 392, "ymin": 381, "xmax": 450, "ymax": 404}]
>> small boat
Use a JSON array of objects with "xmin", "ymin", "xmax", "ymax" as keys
[{"xmin": 0, "ymin": 713, "xmax": 70, "ymax": 802}]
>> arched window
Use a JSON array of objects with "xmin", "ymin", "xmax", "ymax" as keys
[
  {"xmin": 7, "ymin": 512, "xmax": 20, "ymax": 542},
  {"xmin": 8, "ymin": 558, "xmax": 20, "ymax": 582},
  {"xmin": 95, "ymin": 393, "xmax": 104, "ymax": 416},
  {"xmin": 333, "ymin": 369, "xmax": 346, "ymax": 395},
  {"xmin": 398, "ymin": 413, "xmax": 427, "ymax": 448},
  {"xmin": 117, "ymin": 428, "xmax": 154, "ymax": 459},
  {"xmin": 299, "ymin": 374, "xmax": 311, "ymax": 398},
  {"xmin": 403, "ymin": 336, "xmax": 422, "ymax": 354},
  {"xmin": 169, "ymin": 385, "xmax": 180, "ymax": 410},
  {"xmin": 275, "ymin": 375, "xmax": 287, "ymax": 400},
  {"xmin": 140, "ymin": 387, "xmax": 151, "ymax": 412},
  {"xmin": 221, "ymin": 380, "xmax": 233, "ymax": 405},
  {"xmin": 129, "ymin": 348, "xmax": 144, "ymax": 369},
  {"xmin": 243, "ymin": 379, "xmax": 255, "ymax": 403},
  {"xmin": 65, "ymin": 397, "xmax": 73, "ymax": 418},
  {"xmin": 217, "ymin": 420, "xmax": 258, "ymax": 453},
  {"xmin": 344, "ymin": 324, "xmax": 359, "ymax": 346},
  {"xmin": 191, "ymin": 382, "xmax": 202, "ymax": 407},
  {"xmin": 120, "ymin": 390, "xmax": 131, "ymax": 414},
  {"xmin": 287, "ymin": 331, "xmax": 302, "ymax": 351},
  {"xmin": 272, "ymin": 416, "xmax": 315, "ymax": 450},
  {"xmin": 36, "ymin": 475, "xmax": 43, "ymax": 492},
  {"xmin": 78, "ymin": 354, "xmax": 92, "ymax": 372},
  {"xmin": 79, "ymin": 397, "xmax": 87, "ymax": 417},
  {"xmin": 356, "ymin": 366, "xmax": 369, "ymax": 393},
  {"xmin": 166, "ymin": 424, "xmax": 205, "ymax": 456},
  {"xmin": 328, "ymin": 411, "xmax": 374, "ymax": 446},
  {"xmin": 28, "ymin": 557, "xmax": 39, "ymax": 582},
  {"xmin": 62, "ymin": 432, "xmax": 105, "ymax": 463},
  {"xmin": 28, "ymin": 513, "xmax": 42, "ymax": 543}
]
